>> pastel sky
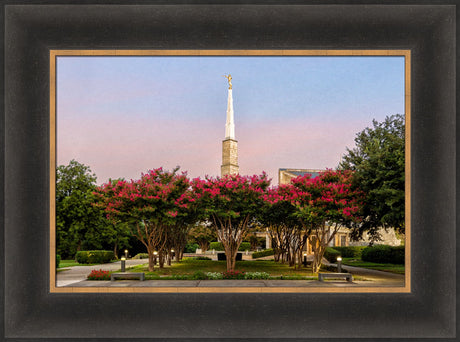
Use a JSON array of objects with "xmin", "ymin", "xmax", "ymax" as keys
[{"xmin": 56, "ymin": 56, "xmax": 405, "ymax": 185}]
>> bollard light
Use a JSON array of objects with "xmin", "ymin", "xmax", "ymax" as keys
[
  {"xmin": 124, "ymin": 249, "xmax": 128, "ymax": 258},
  {"xmin": 153, "ymin": 251, "xmax": 158, "ymax": 265},
  {"xmin": 337, "ymin": 256, "xmax": 342, "ymax": 273},
  {"xmin": 120, "ymin": 257, "xmax": 126, "ymax": 272}
]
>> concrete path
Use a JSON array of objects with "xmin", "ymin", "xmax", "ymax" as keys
[
  {"xmin": 56, "ymin": 259, "xmax": 148, "ymax": 286},
  {"xmin": 339, "ymin": 264, "xmax": 405, "ymax": 283},
  {"xmin": 67, "ymin": 278, "xmax": 403, "ymax": 288}
]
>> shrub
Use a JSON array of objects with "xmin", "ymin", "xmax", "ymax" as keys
[
  {"xmin": 87, "ymin": 269, "xmax": 111, "ymax": 280},
  {"xmin": 56, "ymin": 254, "xmax": 61, "ymax": 268},
  {"xmin": 239, "ymin": 242, "xmax": 251, "ymax": 251},
  {"xmin": 222, "ymin": 270, "xmax": 246, "ymax": 279},
  {"xmin": 133, "ymin": 253, "xmax": 149, "ymax": 259},
  {"xmin": 209, "ymin": 242, "xmax": 224, "ymax": 251},
  {"xmin": 192, "ymin": 256, "xmax": 212, "ymax": 260},
  {"xmin": 206, "ymin": 272, "xmax": 224, "ymax": 280},
  {"xmin": 361, "ymin": 245, "xmax": 405, "ymax": 264},
  {"xmin": 184, "ymin": 243, "xmax": 199, "ymax": 253},
  {"xmin": 244, "ymin": 272, "xmax": 270, "ymax": 280},
  {"xmin": 76, "ymin": 250, "xmax": 115, "ymax": 264},
  {"xmin": 192, "ymin": 270, "xmax": 208, "ymax": 280},
  {"xmin": 332, "ymin": 246, "xmax": 366, "ymax": 258},
  {"xmin": 252, "ymin": 248, "xmax": 274, "ymax": 259},
  {"xmin": 324, "ymin": 247, "xmax": 341, "ymax": 263},
  {"xmin": 181, "ymin": 257, "xmax": 212, "ymax": 263}
]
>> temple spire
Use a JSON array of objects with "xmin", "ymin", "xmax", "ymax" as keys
[
  {"xmin": 225, "ymin": 88, "xmax": 235, "ymax": 139},
  {"xmin": 221, "ymin": 74, "xmax": 239, "ymax": 176}
]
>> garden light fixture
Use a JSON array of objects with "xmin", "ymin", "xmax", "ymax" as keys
[{"xmin": 337, "ymin": 256, "xmax": 342, "ymax": 273}]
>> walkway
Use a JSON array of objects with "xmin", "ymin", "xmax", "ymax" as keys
[
  {"xmin": 56, "ymin": 258, "xmax": 405, "ymax": 288},
  {"xmin": 56, "ymin": 259, "xmax": 147, "ymax": 286}
]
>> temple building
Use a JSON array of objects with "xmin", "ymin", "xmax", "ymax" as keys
[
  {"xmin": 221, "ymin": 74, "xmax": 239, "ymax": 176},
  {"xmin": 278, "ymin": 168, "xmax": 323, "ymax": 185}
]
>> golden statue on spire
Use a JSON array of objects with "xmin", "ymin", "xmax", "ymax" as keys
[{"xmin": 223, "ymin": 74, "xmax": 232, "ymax": 89}]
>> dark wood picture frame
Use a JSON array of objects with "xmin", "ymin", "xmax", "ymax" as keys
[{"xmin": 2, "ymin": 2, "xmax": 456, "ymax": 340}]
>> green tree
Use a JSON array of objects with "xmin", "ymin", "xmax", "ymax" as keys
[
  {"xmin": 188, "ymin": 224, "xmax": 217, "ymax": 253},
  {"xmin": 56, "ymin": 160, "xmax": 104, "ymax": 259},
  {"xmin": 339, "ymin": 114, "xmax": 405, "ymax": 241}
]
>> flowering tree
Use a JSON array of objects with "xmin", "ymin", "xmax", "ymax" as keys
[
  {"xmin": 94, "ymin": 168, "xmax": 197, "ymax": 271},
  {"xmin": 192, "ymin": 173, "xmax": 270, "ymax": 271},
  {"xmin": 260, "ymin": 185, "xmax": 307, "ymax": 268},
  {"xmin": 291, "ymin": 169, "xmax": 363, "ymax": 273}
]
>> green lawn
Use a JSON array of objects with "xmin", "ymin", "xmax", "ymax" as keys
[
  {"xmin": 58, "ymin": 260, "xmax": 80, "ymax": 268},
  {"xmin": 342, "ymin": 258, "xmax": 405, "ymax": 274},
  {"xmin": 58, "ymin": 259, "xmax": 117, "ymax": 268},
  {"xmin": 127, "ymin": 258, "xmax": 318, "ymax": 279}
]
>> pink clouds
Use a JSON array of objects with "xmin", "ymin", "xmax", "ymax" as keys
[
  {"xmin": 57, "ymin": 112, "xmax": 222, "ymax": 184},
  {"xmin": 237, "ymin": 116, "xmax": 366, "ymax": 184},
  {"xmin": 58, "ymin": 108, "xmax": 367, "ymax": 186}
]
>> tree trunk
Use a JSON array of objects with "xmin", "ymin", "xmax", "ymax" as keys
[
  {"xmin": 113, "ymin": 241, "xmax": 118, "ymax": 260},
  {"xmin": 75, "ymin": 240, "xmax": 82, "ymax": 261},
  {"xmin": 159, "ymin": 252, "xmax": 165, "ymax": 268},
  {"xmin": 312, "ymin": 244, "xmax": 327, "ymax": 273},
  {"xmin": 148, "ymin": 247, "xmax": 155, "ymax": 272}
]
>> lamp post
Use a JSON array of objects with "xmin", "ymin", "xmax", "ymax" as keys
[
  {"xmin": 169, "ymin": 249, "xmax": 175, "ymax": 265},
  {"xmin": 120, "ymin": 257, "xmax": 126, "ymax": 272},
  {"xmin": 337, "ymin": 256, "xmax": 342, "ymax": 273},
  {"xmin": 153, "ymin": 251, "xmax": 158, "ymax": 265},
  {"xmin": 303, "ymin": 252, "xmax": 307, "ymax": 267}
]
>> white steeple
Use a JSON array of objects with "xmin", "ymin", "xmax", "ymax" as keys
[
  {"xmin": 225, "ymin": 88, "xmax": 235, "ymax": 139},
  {"xmin": 221, "ymin": 74, "xmax": 239, "ymax": 176}
]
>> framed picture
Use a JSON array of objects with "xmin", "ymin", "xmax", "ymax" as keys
[
  {"xmin": 50, "ymin": 49, "xmax": 410, "ymax": 294},
  {"xmin": 3, "ymin": 2, "xmax": 456, "ymax": 340}
]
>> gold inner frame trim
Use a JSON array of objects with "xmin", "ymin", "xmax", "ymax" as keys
[{"xmin": 49, "ymin": 49, "xmax": 411, "ymax": 294}]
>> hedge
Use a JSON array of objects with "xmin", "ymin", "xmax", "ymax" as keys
[
  {"xmin": 76, "ymin": 250, "xmax": 115, "ymax": 264},
  {"xmin": 209, "ymin": 242, "xmax": 224, "ymax": 251},
  {"xmin": 56, "ymin": 254, "xmax": 61, "ymax": 268},
  {"xmin": 332, "ymin": 246, "xmax": 366, "ymax": 258},
  {"xmin": 239, "ymin": 242, "xmax": 251, "ymax": 251},
  {"xmin": 324, "ymin": 247, "xmax": 341, "ymax": 263},
  {"xmin": 209, "ymin": 241, "xmax": 251, "ymax": 252},
  {"xmin": 252, "ymin": 248, "xmax": 274, "ymax": 259},
  {"xmin": 133, "ymin": 253, "xmax": 149, "ymax": 259},
  {"xmin": 184, "ymin": 243, "xmax": 199, "ymax": 253},
  {"xmin": 361, "ymin": 245, "xmax": 405, "ymax": 264}
]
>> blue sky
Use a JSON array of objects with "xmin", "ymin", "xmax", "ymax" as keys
[{"xmin": 57, "ymin": 55, "xmax": 405, "ymax": 185}]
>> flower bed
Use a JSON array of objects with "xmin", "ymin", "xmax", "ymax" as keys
[{"xmin": 87, "ymin": 269, "xmax": 111, "ymax": 280}]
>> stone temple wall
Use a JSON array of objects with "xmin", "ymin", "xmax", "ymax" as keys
[{"xmin": 221, "ymin": 138, "xmax": 239, "ymax": 175}]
